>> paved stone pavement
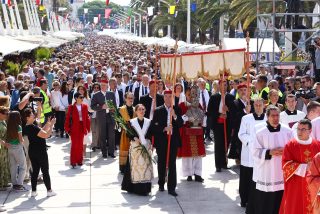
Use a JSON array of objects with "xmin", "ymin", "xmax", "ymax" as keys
[{"xmin": 0, "ymin": 136, "xmax": 244, "ymax": 214}]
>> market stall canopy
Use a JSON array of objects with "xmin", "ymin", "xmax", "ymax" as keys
[
  {"xmin": 52, "ymin": 31, "xmax": 78, "ymax": 41},
  {"xmin": 0, "ymin": 36, "xmax": 40, "ymax": 57},
  {"xmin": 223, "ymin": 38, "xmax": 280, "ymax": 53},
  {"xmin": 98, "ymin": 29, "xmax": 218, "ymax": 53}
]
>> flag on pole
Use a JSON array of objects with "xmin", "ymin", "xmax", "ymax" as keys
[
  {"xmin": 84, "ymin": 8, "xmax": 88, "ymax": 14},
  {"xmin": 93, "ymin": 17, "xmax": 98, "ymax": 24},
  {"xmin": 105, "ymin": 8, "xmax": 111, "ymax": 18},
  {"xmin": 191, "ymin": 2, "xmax": 197, "ymax": 12},
  {"xmin": 127, "ymin": 8, "xmax": 132, "ymax": 16},
  {"xmin": 35, "ymin": 0, "xmax": 40, "ymax": 5},
  {"xmin": 2, "ymin": 0, "xmax": 11, "ymax": 6},
  {"xmin": 169, "ymin": 6, "xmax": 175, "ymax": 15},
  {"xmin": 106, "ymin": 0, "xmax": 109, "ymax": 6},
  {"xmin": 174, "ymin": 11, "xmax": 178, "ymax": 17},
  {"xmin": 147, "ymin": 6, "xmax": 154, "ymax": 16},
  {"xmin": 39, "ymin": 5, "xmax": 45, "ymax": 11}
]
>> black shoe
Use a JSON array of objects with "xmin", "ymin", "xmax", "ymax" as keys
[
  {"xmin": 60, "ymin": 133, "xmax": 64, "ymax": 138},
  {"xmin": 71, "ymin": 165, "xmax": 76, "ymax": 169},
  {"xmin": 78, "ymin": 163, "xmax": 83, "ymax": 166},
  {"xmin": 194, "ymin": 175, "xmax": 204, "ymax": 183},
  {"xmin": 187, "ymin": 176, "xmax": 193, "ymax": 181},
  {"xmin": 222, "ymin": 166, "xmax": 231, "ymax": 170},
  {"xmin": 216, "ymin": 168, "xmax": 222, "ymax": 172},
  {"xmin": 240, "ymin": 202, "xmax": 247, "ymax": 207},
  {"xmin": 102, "ymin": 154, "xmax": 108, "ymax": 158},
  {"xmin": 66, "ymin": 134, "xmax": 69, "ymax": 139},
  {"xmin": 168, "ymin": 190, "xmax": 178, "ymax": 196},
  {"xmin": 108, "ymin": 154, "xmax": 116, "ymax": 158},
  {"xmin": 159, "ymin": 186, "xmax": 164, "ymax": 192},
  {"xmin": 92, "ymin": 147, "xmax": 96, "ymax": 152}
]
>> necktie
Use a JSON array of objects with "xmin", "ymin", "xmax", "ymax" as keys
[
  {"xmin": 144, "ymin": 86, "xmax": 147, "ymax": 95},
  {"xmin": 202, "ymin": 91, "xmax": 206, "ymax": 111}
]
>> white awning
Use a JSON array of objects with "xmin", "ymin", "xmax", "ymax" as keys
[
  {"xmin": 0, "ymin": 36, "xmax": 40, "ymax": 57},
  {"xmin": 223, "ymin": 38, "xmax": 280, "ymax": 53}
]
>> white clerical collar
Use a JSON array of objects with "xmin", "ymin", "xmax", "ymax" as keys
[{"xmin": 295, "ymin": 137, "xmax": 312, "ymax": 145}]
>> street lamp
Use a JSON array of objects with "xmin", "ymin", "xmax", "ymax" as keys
[
  {"xmin": 110, "ymin": 17, "xmax": 124, "ymax": 30},
  {"xmin": 132, "ymin": 11, "xmax": 142, "ymax": 37},
  {"xmin": 119, "ymin": 10, "xmax": 132, "ymax": 34},
  {"xmin": 187, "ymin": 0, "xmax": 191, "ymax": 43},
  {"xmin": 138, "ymin": 8, "xmax": 148, "ymax": 38},
  {"xmin": 159, "ymin": 0, "xmax": 171, "ymax": 37}
]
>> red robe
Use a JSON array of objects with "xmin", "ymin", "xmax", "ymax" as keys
[
  {"xmin": 280, "ymin": 139, "xmax": 320, "ymax": 214},
  {"xmin": 307, "ymin": 152, "xmax": 320, "ymax": 214},
  {"xmin": 177, "ymin": 102, "xmax": 206, "ymax": 158},
  {"xmin": 65, "ymin": 103, "xmax": 91, "ymax": 165}
]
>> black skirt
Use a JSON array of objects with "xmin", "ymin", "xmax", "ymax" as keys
[{"xmin": 121, "ymin": 159, "xmax": 152, "ymax": 196}]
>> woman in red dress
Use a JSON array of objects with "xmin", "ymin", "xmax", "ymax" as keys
[{"xmin": 65, "ymin": 92, "xmax": 90, "ymax": 168}]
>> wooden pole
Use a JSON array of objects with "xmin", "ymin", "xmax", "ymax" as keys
[
  {"xmin": 245, "ymin": 31, "xmax": 251, "ymax": 101},
  {"xmin": 165, "ymin": 40, "xmax": 178, "ymax": 182}
]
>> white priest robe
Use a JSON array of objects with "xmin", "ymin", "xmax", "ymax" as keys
[
  {"xmin": 280, "ymin": 109, "xmax": 306, "ymax": 128},
  {"xmin": 238, "ymin": 113, "xmax": 267, "ymax": 168},
  {"xmin": 311, "ymin": 117, "xmax": 320, "ymax": 141},
  {"xmin": 253, "ymin": 123, "xmax": 293, "ymax": 192}
]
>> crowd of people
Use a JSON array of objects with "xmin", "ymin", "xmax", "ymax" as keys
[{"xmin": 0, "ymin": 33, "xmax": 320, "ymax": 213}]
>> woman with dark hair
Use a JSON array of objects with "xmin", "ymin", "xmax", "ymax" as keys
[
  {"xmin": 57, "ymin": 81, "xmax": 69, "ymax": 138},
  {"xmin": 157, "ymin": 80, "xmax": 165, "ymax": 95},
  {"xmin": 174, "ymin": 83, "xmax": 186, "ymax": 107},
  {"xmin": 0, "ymin": 106, "xmax": 10, "ymax": 192},
  {"xmin": 121, "ymin": 104, "xmax": 153, "ymax": 196},
  {"xmin": 76, "ymin": 85, "xmax": 93, "ymax": 156},
  {"xmin": 118, "ymin": 92, "xmax": 136, "ymax": 174},
  {"xmin": 90, "ymin": 83, "xmax": 101, "ymax": 151},
  {"xmin": 24, "ymin": 108, "xmax": 56, "ymax": 197},
  {"xmin": 65, "ymin": 92, "xmax": 90, "ymax": 168},
  {"xmin": 6, "ymin": 111, "xmax": 27, "ymax": 191}
]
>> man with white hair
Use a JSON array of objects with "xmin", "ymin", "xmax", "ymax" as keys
[
  {"xmin": 197, "ymin": 78, "xmax": 211, "ymax": 141},
  {"xmin": 133, "ymin": 74, "xmax": 149, "ymax": 105}
]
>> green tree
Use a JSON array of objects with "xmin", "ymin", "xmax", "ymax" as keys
[{"xmin": 78, "ymin": 1, "xmax": 123, "ymax": 27}]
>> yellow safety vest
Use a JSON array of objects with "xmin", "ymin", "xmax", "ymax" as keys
[
  {"xmin": 259, "ymin": 87, "xmax": 283, "ymax": 98},
  {"xmin": 40, "ymin": 89, "xmax": 52, "ymax": 115}
]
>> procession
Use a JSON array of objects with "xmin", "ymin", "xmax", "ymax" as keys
[{"xmin": 1, "ymin": 0, "xmax": 320, "ymax": 213}]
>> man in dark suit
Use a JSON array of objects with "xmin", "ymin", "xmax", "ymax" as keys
[
  {"xmin": 139, "ymin": 80, "xmax": 164, "ymax": 119},
  {"xmin": 91, "ymin": 79, "xmax": 117, "ymax": 158},
  {"xmin": 109, "ymin": 77, "xmax": 124, "ymax": 149},
  {"xmin": 151, "ymin": 90, "xmax": 183, "ymax": 196},
  {"xmin": 229, "ymin": 83, "xmax": 252, "ymax": 162},
  {"xmin": 207, "ymin": 80, "xmax": 235, "ymax": 172},
  {"xmin": 133, "ymin": 74, "xmax": 149, "ymax": 106}
]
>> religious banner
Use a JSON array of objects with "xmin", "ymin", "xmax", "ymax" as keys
[
  {"xmin": 105, "ymin": 8, "xmax": 112, "ymax": 18},
  {"xmin": 160, "ymin": 49, "xmax": 246, "ymax": 81}
]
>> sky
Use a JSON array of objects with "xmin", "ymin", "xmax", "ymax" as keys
[{"xmin": 110, "ymin": 0, "xmax": 130, "ymax": 6}]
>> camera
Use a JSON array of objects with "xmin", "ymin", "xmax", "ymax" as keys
[
  {"xmin": 295, "ymin": 89, "xmax": 316, "ymax": 99},
  {"xmin": 29, "ymin": 97, "xmax": 43, "ymax": 102}
]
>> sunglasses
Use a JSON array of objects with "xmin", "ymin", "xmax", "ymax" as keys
[{"xmin": 78, "ymin": 96, "xmax": 84, "ymax": 99}]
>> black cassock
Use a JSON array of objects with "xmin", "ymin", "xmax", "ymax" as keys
[
  {"xmin": 207, "ymin": 93, "xmax": 235, "ymax": 170},
  {"xmin": 139, "ymin": 94, "xmax": 164, "ymax": 119},
  {"xmin": 228, "ymin": 99, "xmax": 253, "ymax": 160},
  {"xmin": 150, "ymin": 105, "xmax": 183, "ymax": 191}
]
